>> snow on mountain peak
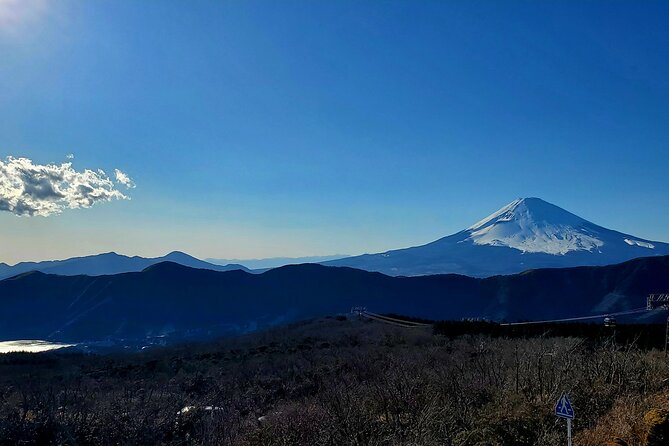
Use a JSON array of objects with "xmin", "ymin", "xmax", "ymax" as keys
[{"xmin": 465, "ymin": 198, "xmax": 604, "ymax": 255}]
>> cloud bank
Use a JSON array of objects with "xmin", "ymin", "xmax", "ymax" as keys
[{"xmin": 0, "ymin": 156, "xmax": 135, "ymax": 216}]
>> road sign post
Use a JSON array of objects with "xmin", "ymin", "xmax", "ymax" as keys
[{"xmin": 555, "ymin": 394, "xmax": 574, "ymax": 446}]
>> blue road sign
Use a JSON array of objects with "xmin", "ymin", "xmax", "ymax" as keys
[{"xmin": 555, "ymin": 394, "xmax": 575, "ymax": 419}]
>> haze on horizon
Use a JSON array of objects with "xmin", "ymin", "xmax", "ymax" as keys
[{"xmin": 1, "ymin": 0, "xmax": 668, "ymax": 265}]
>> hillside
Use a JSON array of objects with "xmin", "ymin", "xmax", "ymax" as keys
[
  {"xmin": 0, "ymin": 317, "xmax": 666, "ymax": 445},
  {"xmin": 1, "ymin": 256, "xmax": 668, "ymax": 342}
]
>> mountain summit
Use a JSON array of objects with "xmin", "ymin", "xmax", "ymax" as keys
[
  {"xmin": 326, "ymin": 198, "xmax": 669, "ymax": 277},
  {"xmin": 467, "ymin": 197, "xmax": 610, "ymax": 255}
]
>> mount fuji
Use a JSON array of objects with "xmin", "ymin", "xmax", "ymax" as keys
[{"xmin": 325, "ymin": 197, "xmax": 669, "ymax": 277}]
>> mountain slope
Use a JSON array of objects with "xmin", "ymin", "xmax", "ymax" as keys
[
  {"xmin": 0, "ymin": 251, "xmax": 248, "ymax": 280},
  {"xmin": 1, "ymin": 256, "xmax": 668, "ymax": 343},
  {"xmin": 325, "ymin": 198, "xmax": 669, "ymax": 277},
  {"xmin": 206, "ymin": 255, "xmax": 348, "ymax": 270}
]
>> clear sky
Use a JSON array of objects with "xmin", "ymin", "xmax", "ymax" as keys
[{"xmin": 1, "ymin": 0, "xmax": 668, "ymax": 264}]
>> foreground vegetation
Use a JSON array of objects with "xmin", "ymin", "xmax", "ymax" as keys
[{"xmin": 1, "ymin": 317, "xmax": 668, "ymax": 445}]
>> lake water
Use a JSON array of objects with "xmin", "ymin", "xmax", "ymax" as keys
[{"xmin": 0, "ymin": 340, "xmax": 74, "ymax": 354}]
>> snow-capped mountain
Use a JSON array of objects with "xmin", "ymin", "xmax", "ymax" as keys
[{"xmin": 325, "ymin": 197, "xmax": 669, "ymax": 277}]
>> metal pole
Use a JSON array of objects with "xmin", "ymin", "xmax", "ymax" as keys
[
  {"xmin": 665, "ymin": 315, "xmax": 669, "ymax": 358},
  {"xmin": 567, "ymin": 418, "xmax": 572, "ymax": 446}
]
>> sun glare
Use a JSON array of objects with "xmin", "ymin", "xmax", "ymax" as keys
[{"xmin": 0, "ymin": 0, "xmax": 47, "ymax": 32}]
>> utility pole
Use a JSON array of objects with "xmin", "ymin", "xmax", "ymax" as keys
[
  {"xmin": 604, "ymin": 315, "xmax": 617, "ymax": 350},
  {"xmin": 350, "ymin": 306, "xmax": 366, "ymax": 320},
  {"xmin": 665, "ymin": 315, "xmax": 669, "ymax": 358},
  {"xmin": 646, "ymin": 294, "xmax": 669, "ymax": 355}
]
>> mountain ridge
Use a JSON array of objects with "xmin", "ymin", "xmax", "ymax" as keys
[
  {"xmin": 206, "ymin": 254, "xmax": 349, "ymax": 270},
  {"xmin": 0, "ymin": 251, "xmax": 248, "ymax": 280},
  {"xmin": 3, "ymin": 198, "xmax": 667, "ymax": 280},
  {"xmin": 1, "ymin": 255, "xmax": 668, "ymax": 343}
]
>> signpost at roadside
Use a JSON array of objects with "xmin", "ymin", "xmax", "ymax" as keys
[{"xmin": 555, "ymin": 394, "xmax": 574, "ymax": 446}]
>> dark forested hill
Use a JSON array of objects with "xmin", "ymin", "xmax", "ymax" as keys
[{"xmin": 1, "ymin": 256, "xmax": 668, "ymax": 342}]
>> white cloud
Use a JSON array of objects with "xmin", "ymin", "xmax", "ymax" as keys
[
  {"xmin": 114, "ymin": 169, "xmax": 135, "ymax": 188},
  {"xmin": 0, "ymin": 156, "xmax": 135, "ymax": 217}
]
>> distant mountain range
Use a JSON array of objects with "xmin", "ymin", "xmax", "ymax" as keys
[
  {"xmin": 3, "ymin": 198, "xmax": 666, "ymax": 280},
  {"xmin": 0, "ymin": 251, "xmax": 248, "ymax": 280},
  {"xmin": 325, "ymin": 197, "xmax": 669, "ymax": 277},
  {"xmin": 206, "ymin": 255, "xmax": 348, "ymax": 270},
  {"xmin": 1, "ymin": 255, "xmax": 668, "ymax": 343}
]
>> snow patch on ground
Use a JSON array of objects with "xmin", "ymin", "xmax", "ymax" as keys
[
  {"xmin": 0, "ymin": 340, "xmax": 74, "ymax": 354},
  {"xmin": 624, "ymin": 239, "xmax": 655, "ymax": 249}
]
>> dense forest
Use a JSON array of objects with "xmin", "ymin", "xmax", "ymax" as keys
[{"xmin": 1, "ymin": 317, "xmax": 668, "ymax": 445}]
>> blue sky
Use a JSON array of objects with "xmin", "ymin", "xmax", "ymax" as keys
[{"xmin": 1, "ymin": 0, "xmax": 668, "ymax": 263}]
